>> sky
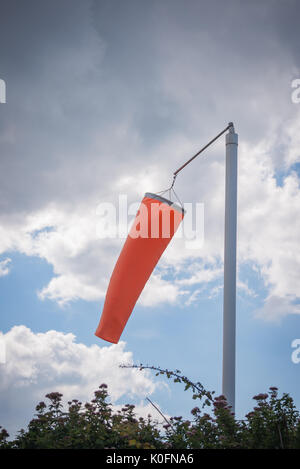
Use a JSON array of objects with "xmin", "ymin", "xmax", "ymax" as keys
[{"xmin": 1, "ymin": 0, "xmax": 300, "ymax": 439}]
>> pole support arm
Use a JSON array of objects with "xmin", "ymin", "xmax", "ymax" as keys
[{"xmin": 173, "ymin": 122, "xmax": 235, "ymax": 178}]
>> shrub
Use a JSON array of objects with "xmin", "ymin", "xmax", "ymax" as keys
[{"xmin": 1, "ymin": 366, "xmax": 300, "ymax": 449}]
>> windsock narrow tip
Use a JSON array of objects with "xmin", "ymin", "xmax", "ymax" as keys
[{"xmin": 94, "ymin": 329, "xmax": 119, "ymax": 344}]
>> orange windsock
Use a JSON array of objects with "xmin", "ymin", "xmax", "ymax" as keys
[{"xmin": 95, "ymin": 192, "xmax": 185, "ymax": 343}]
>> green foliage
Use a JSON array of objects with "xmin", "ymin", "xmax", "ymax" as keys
[
  {"xmin": 1, "ymin": 367, "xmax": 300, "ymax": 449},
  {"xmin": 1, "ymin": 384, "xmax": 163, "ymax": 449}
]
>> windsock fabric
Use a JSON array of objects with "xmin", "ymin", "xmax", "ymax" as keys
[{"xmin": 95, "ymin": 192, "xmax": 185, "ymax": 343}]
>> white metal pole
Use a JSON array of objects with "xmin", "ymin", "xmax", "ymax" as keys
[{"xmin": 222, "ymin": 123, "xmax": 238, "ymax": 413}]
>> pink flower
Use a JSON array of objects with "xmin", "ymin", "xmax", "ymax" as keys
[{"xmin": 253, "ymin": 393, "xmax": 268, "ymax": 401}]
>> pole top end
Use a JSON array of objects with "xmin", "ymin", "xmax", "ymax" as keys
[{"xmin": 228, "ymin": 122, "xmax": 235, "ymax": 133}]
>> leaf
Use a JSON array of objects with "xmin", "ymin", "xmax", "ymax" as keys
[{"xmin": 129, "ymin": 439, "xmax": 136, "ymax": 446}]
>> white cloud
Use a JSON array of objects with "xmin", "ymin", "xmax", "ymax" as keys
[
  {"xmin": 0, "ymin": 325, "xmax": 160, "ymax": 438},
  {"xmin": 176, "ymin": 265, "xmax": 223, "ymax": 286},
  {"xmin": 0, "ymin": 258, "xmax": 11, "ymax": 277},
  {"xmin": 138, "ymin": 273, "xmax": 183, "ymax": 307},
  {"xmin": 237, "ymin": 134, "xmax": 300, "ymax": 319},
  {"xmin": 282, "ymin": 112, "xmax": 300, "ymax": 167},
  {"xmin": 1, "ymin": 119, "xmax": 300, "ymax": 319},
  {"xmin": 256, "ymin": 295, "xmax": 300, "ymax": 322},
  {"xmin": 0, "ymin": 0, "xmax": 300, "ymax": 320},
  {"xmin": 237, "ymin": 280, "xmax": 257, "ymax": 298}
]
